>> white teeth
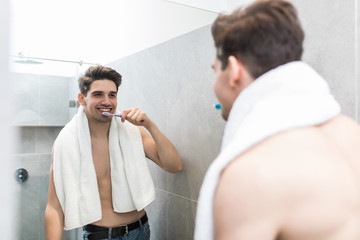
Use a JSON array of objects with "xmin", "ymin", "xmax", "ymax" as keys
[{"xmin": 100, "ymin": 109, "xmax": 110, "ymax": 112}]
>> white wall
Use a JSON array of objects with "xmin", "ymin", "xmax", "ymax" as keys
[
  {"xmin": 164, "ymin": 0, "xmax": 255, "ymax": 13},
  {"xmin": 165, "ymin": 0, "xmax": 228, "ymax": 13},
  {"xmin": 10, "ymin": 0, "xmax": 218, "ymax": 64}
]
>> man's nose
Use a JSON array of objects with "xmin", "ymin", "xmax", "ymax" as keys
[{"xmin": 101, "ymin": 96, "xmax": 111, "ymax": 105}]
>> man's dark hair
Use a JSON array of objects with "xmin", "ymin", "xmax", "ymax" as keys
[
  {"xmin": 78, "ymin": 65, "xmax": 122, "ymax": 96},
  {"xmin": 212, "ymin": 0, "xmax": 304, "ymax": 79}
]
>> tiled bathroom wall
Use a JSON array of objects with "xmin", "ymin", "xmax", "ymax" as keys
[
  {"xmin": 108, "ymin": 1, "xmax": 360, "ymax": 239},
  {"xmin": 12, "ymin": 126, "xmax": 62, "ymax": 239},
  {"xmin": 12, "ymin": 126, "xmax": 81, "ymax": 240},
  {"xmin": 294, "ymin": 0, "xmax": 358, "ymax": 120},
  {"xmin": 11, "ymin": 72, "xmax": 80, "ymax": 239},
  {"xmin": 11, "ymin": 72, "xmax": 71, "ymax": 126}
]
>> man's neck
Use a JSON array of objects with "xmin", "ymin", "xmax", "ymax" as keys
[{"xmin": 87, "ymin": 118, "xmax": 111, "ymax": 139}]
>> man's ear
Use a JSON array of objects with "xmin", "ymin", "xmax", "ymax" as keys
[
  {"xmin": 227, "ymin": 56, "xmax": 252, "ymax": 89},
  {"xmin": 78, "ymin": 93, "xmax": 86, "ymax": 106},
  {"xmin": 227, "ymin": 56, "xmax": 242, "ymax": 87}
]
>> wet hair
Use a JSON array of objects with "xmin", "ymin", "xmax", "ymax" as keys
[
  {"xmin": 212, "ymin": 0, "xmax": 304, "ymax": 79},
  {"xmin": 78, "ymin": 65, "xmax": 122, "ymax": 96}
]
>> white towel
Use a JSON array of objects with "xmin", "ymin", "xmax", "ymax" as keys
[
  {"xmin": 53, "ymin": 107, "xmax": 155, "ymax": 230},
  {"xmin": 194, "ymin": 61, "xmax": 341, "ymax": 239}
]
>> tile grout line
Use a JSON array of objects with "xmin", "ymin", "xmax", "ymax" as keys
[{"xmin": 155, "ymin": 188, "xmax": 198, "ymax": 203}]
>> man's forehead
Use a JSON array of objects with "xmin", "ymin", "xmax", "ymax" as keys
[{"xmin": 89, "ymin": 79, "xmax": 117, "ymax": 92}]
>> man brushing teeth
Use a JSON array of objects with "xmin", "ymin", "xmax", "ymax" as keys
[{"xmin": 45, "ymin": 65, "xmax": 182, "ymax": 240}]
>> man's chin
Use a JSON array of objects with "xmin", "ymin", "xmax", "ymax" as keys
[
  {"xmin": 96, "ymin": 116, "xmax": 112, "ymax": 123},
  {"xmin": 222, "ymin": 111, "xmax": 229, "ymax": 121}
]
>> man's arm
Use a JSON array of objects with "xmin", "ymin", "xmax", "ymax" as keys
[
  {"xmin": 214, "ymin": 155, "xmax": 283, "ymax": 240},
  {"xmin": 45, "ymin": 150, "xmax": 64, "ymax": 240},
  {"xmin": 121, "ymin": 108, "xmax": 182, "ymax": 173}
]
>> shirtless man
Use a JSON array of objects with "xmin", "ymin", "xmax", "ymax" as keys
[
  {"xmin": 214, "ymin": 118, "xmax": 360, "ymax": 240},
  {"xmin": 45, "ymin": 66, "xmax": 182, "ymax": 240},
  {"xmin": 195, "ymin": 0, "xmax": 360, "ymax": 239}
]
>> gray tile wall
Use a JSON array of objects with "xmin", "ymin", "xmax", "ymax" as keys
[
  {"xmin": 12, "ymin": 127, "xmax": 52, "ymax": 239},
  {"xmin": 11, "ymin": 73, "xmax": 71, "ymax": 126},
  {"xmin": 293, "ymin": 0, "xmax": 358, "ymax": 119},
  {"xmin": 12, "ymin": 126, "xmax": 80, "ymax": 240},
  {"xmin": 108, "ymin": 1, "xmax": 360, "ymax": 239}
]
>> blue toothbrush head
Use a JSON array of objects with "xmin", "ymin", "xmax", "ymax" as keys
[{"xmin": 213, "ymin": 104, "xmax": 222, "ymax": 110}]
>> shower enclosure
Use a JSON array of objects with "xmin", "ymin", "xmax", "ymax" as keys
[{"xmin": 10, "ymin": 56, "xmax": 96, "ymax": 240}]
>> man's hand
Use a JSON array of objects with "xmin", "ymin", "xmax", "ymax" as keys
[
  {"xmin": 121, "ymin": 107, "xmax": 182, "ymax": 173},
  {"xmin": 121, "ymin": 108, "xmax": 152, "ymax": 128}
]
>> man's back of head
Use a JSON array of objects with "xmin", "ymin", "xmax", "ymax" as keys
[{"xmin": 212, "ymin": 0, "xmax": 304, "ymax": 79}]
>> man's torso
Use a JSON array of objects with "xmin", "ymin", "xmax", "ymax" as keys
[
  {"xmin": 90, "ymin": 136, "xmax": 145, "ymax": 227},
  {"xmin": 215, "ymin": 114, "xmax": 360, "ymax": 240}
]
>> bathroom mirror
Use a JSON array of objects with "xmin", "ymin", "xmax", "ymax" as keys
[{"xmin": 10, "ymin": 0, "xmax": 220, "ymax": 239}]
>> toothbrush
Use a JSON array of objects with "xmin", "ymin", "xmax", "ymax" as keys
[
  {"xmin": 102, "ymin": 111, "xmax": 144, "ymax": 122},
  {"xmin": 102, "ymin": 112, "xmax": 122, "ymax": 117},
  {"xmin": 213, "ymin": 104, "xmax": 221, "ymax": 110}
]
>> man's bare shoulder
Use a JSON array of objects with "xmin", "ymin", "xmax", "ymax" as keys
[
  {"xmin": 214, "ymin": 116, "xmax": 360, "ymax": 239},
  {"xmin": 213, "ymin": 128, "xmax": 308, "ymax": 239},
  {"xmin": 320, "ymin": 114, "xmax": 360, "ymax": 153},
  {"xmin": 217, "ymin": 119, "xmax": 358, "ymax": 197},
  {"xmin": 225, "ymin": 126, "xmax": 321, "ymax": 180},
  {"xmin": 215, "ymin": 128, "xmax": 308, "ymax": 211},
  {"xmin": 213, "ymin": 133, "xmax": 292, "ymax": 239}
]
